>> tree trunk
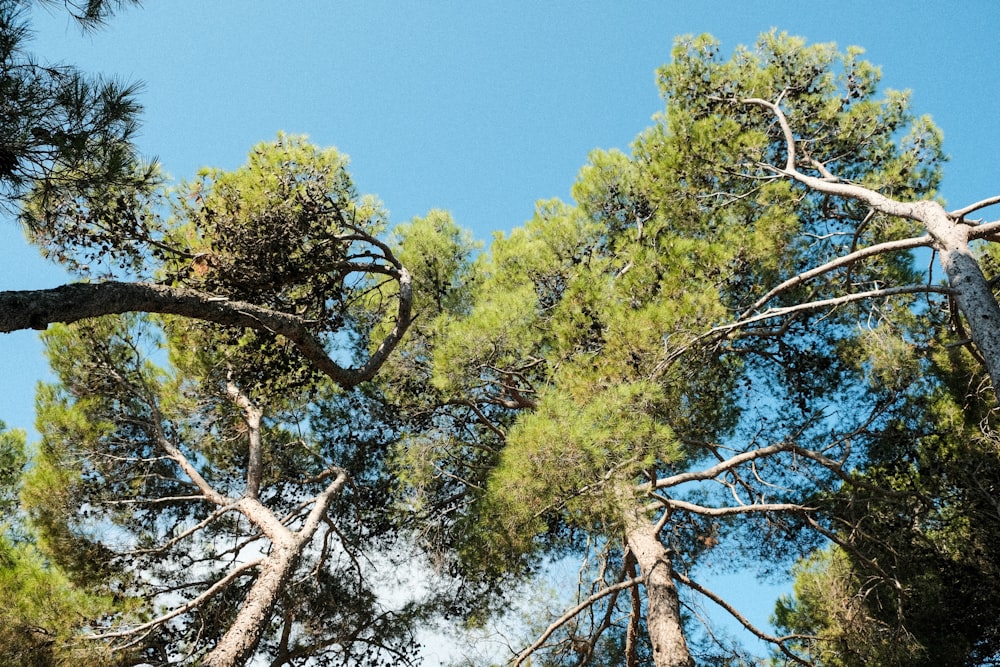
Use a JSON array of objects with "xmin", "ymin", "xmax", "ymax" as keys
[
  {"xmin": 201, "ymin": 476, "xmax": 346, "ymax": 667},
  {"xmin": 624, "ymin": 511, "xmax": 694, "ymax": 667},
  {"xmin": 203, "ymin": 539, "xmax": 300, "ymax": 667},
  {"xmin": 920, "ymin": 201, "xmax": 1000, "ymax": 390}
]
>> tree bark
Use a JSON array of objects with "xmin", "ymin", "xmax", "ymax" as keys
[
  {"xmin": 918, "ymin": 200, "xmax": 1000, "ymax": 388},
  {"xmin": 624, "ymin": 511, "xmax": 694, "ymax": 667},
  {"xmin": 744, "ymin": 97, "xmax": 1000, "ymax": 399},
  {"xmin": 0, "ymin": 277, "xmax": 412, "ymax": 389},
  {"xmin": 203, "ymin": 473, "xmax": 348, "ymax": 667},
  {"xmin": 203, "ymin": 538, "xmax": 300, "ymax": 667}
]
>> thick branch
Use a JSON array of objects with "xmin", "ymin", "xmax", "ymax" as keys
[{"xmin": 0, "ymin": 277, "xmax": 412, "ymax": 388}]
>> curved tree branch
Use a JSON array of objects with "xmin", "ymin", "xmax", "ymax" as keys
[
  {"xmin": 741, "ymin": 234, "xmax": 934, "ymax": 318},
  {"xmin": 0, "ymin": 275, "xmax": 413, "ymax": 388},
  {"xmin": 672, "ymin": 570, "xmax": 813, "ymax": 667},
  {"xmin": 742, "ymin": 96, "xmax": 1000, "ymax": 396}
]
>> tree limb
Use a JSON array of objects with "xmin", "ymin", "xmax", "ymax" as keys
[
  {"xmin": 741, "ymin": 234, "xmax": 934, "ymax": 318},
  {"xmin": 672, "ymin": 570, "xmax": 813, "ymax": 666},
  {"xmin": 511, "ymin": 576, "xmax": 645, "ymax": 667},
  {"xmin": 651, "ymin": 497, "xmax": 815, "ymax": 517},
  {"xmin": 0, "ymin": 276, "xmax": 413, "ymax": 388},
  {"xmin": 88, "ymin": 558, "xmax": 263, "ymax": 642},
  {"xmin": 951, "ymin": 195, "xmax": 1000, "ymax": 219}
]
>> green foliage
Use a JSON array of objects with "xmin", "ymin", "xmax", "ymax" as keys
[
  {"xmin": 14, "ymin": 136, "xmax": 455, "ymax": 664},
  {"xmin": 0, "ymin": 420, "xmax": 26, "ymax": 521},
  {"xmin": 161, "ymin": 134, "xmax": 395, "ymax": 396},
  {"xmin": 382, "ymin": 30, "xmax": 959, "ymax": 666},
  {"xmin": 774, "ymin": 314, "xmax": 1000, "ymax": 666},
  {"xmin": 0, "ymin": 420, "xmax": 135, "ymax": 667},
  {"xmin": 772, "ymin": 548, "xmax": 924, "ymax": 667},
  {"xmin": 0, "ymin": 0, "xmax": 155, "ymax": 263},
  {"xmin": 486, "ymin": 382, "xmax": 679, "ymax": 552},
  {"xmin": 2, "ymin": 17, "xmax": 983, "ymax": 666},
  {"xmin": 0, "ymin": 537, "xmax": 124, "ymax": 667}
]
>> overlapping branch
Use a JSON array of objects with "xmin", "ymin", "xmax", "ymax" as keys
[{"xmin": 738, "ymin": 95, "xmax": 1000, "ymax": 395}]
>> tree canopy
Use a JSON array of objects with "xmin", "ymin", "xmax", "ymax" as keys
[{"xmin": 2, "ymin": 9, "xmax": 1000, "ymax": 667}]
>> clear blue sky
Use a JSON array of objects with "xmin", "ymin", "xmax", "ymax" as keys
[{"xmin": 2, "ymin": 0, "xmax": 999, "ymax": 651}]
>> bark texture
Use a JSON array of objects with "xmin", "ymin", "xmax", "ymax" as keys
[
  {"xmin": 203, "ymin": 475, "xmax": 347, "ymax": 667},
  {"xmin": 919, "ymin": 201, "xmax": 1000, "ymax": 387},
  {"xmin": 625, "ymin": 512, "xmax": 694, "ymax": 667},
  {"xmin": 203, "ymin": 540, "xmax": 300, "ymax": 667},
  {"xmin": 0, "ymin": 277, "xmax": 412, "ymax": 389}
]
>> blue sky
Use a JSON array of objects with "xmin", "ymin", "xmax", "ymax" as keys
[{"xmin": 2, "ymin": 0, "xmax": 999, "ymax": 651}]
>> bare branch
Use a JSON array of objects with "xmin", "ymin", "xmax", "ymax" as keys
[
  {"xmin": 88, "ymin": 558, "xmax": 263, "ymax": 642},
  {"xmin": 951, "ymin": 195, "xmax": 1000, "ymax": 219},
  {"xmin": 297, "ymin": 468, "xmax": 349, "ymax": 543},
  {"xmin": 743, "ymin": 97, "xmax": 797, "ymax": 172},
  {"xmin": 652, "ymin": 497, "xmax": 814, "ymax": 517},
  {"xmin": 647, "ymin": 442, "xmax": 795, "ymax": 491},
  {"xmin": 742, "ymin": 234, "xmax": 934, "ymax": 317},
  {"xmin": 512, "ymin": 576, "xmax": 644, "ymax": 667},
  {"xmin": 721, "ymin": 284, "xmax": 952, "ymax": 337},
  {"xmin": 673, "ymin": 570, "xmax": 813, "ymax": 666},
  {"xmin": 127, "ymin": 501, "xmax": 241, "ymax": 556},
  {"xmin": 968, "ymin": 219, "xmax": 1000, "ymax": 240}
]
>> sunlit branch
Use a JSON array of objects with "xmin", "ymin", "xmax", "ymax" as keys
[
  {"xmin": 723, "ymin": 284, "xmax": 953, "ymax": 337},
  {"xmin": 512, "ymin": 576, "xmax": 645, "ymax": 667},
  {"xmin": 648, "ymin": 442, "xmax": 795, "ymax": 491},
  {"xmin": 951, "ymin": 195, "xmax": 1000, "ymax": 219},
  {"xmin": 672, "ymin": 570, "xmax": 813, "ymax": 667},
  {"xmin": 742, "ymin": 234, "xmax": 934, "ymax": 318},
  {"xmin": 104, "ymin": 494, "xmax": 206, "ymax": 506},
  {"xmin": 225, "ymin": 377, "xmax": 263, "ymax": 499},
  {"xmin": 650, "ymin": 496, "xmax": 815, "ymax": 516},
  {"xmin": 968, "ymin": 219, "xmax": 1000, "ymax": 240},
  {"xmin": 88, "ymin": 558, "xmax": 263, "ymax": 642}
]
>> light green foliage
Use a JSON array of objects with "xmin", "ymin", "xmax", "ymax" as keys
[
  {"xmin": 771, "ymin": 548, "xmax": 923, "ymax": 667},
  {"xmin": 391, "ymin": 209, "xmax": 480, "ymax": 316},
  {"xmin": 3, "ymin": 18, "xmax": 979, "ymax": 665},
  {"xmin": 0, "ymin": 537, "xmax": 124, "ymax": 667},
  {"xmin": 163, "ymin": 133, "xmax": 392, "ymax": 395},
  {"xmin": 0, "ymin": 420, "xmax": 26, "ymax": 521},
  {"xmin": 15, "ymin": 139, "xmax": 433, "ymax": 664},
  {"xmin": 0, "ymin": 420, "xmax": 130, "ymax": 667},
  {"xmin": 487, "ymin": 381, "xmax": 679, "ymax": 546},
  {"xmin": 383, "ymin": 30, "xmax": 955, "ymax": 666}
]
